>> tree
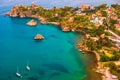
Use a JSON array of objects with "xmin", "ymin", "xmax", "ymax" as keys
[
  {"xmin": 109, "ymin": 62, "xmax": 117, "ymax": 70},
  {"xmin": 95, "ymin": 4, "xmax": 107, "ymax": 11},
  {"xmin": 110, "ymin": 19, "xmax": 117, "ymax": 26},
  {"xmin": 111, "ymin": 4, "xmax": 120, "ymax": 10},
  {"xmin": 101, "ymin": 11, "xmax": 107, "ymax": 17}
]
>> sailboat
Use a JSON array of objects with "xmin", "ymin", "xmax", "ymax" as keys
[
  {"xmin": 26, "ymin": 61, "xmax": 30, "ymax": 71},
  {"xmin": 16, "ymin": 67, "xmax": 22, "ymax": 78}
]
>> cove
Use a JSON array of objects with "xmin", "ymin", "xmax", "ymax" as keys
[
  {"xmin": 0, "ymin": 16, "xmax": 87, "ymax": 80},
  {"xmin": 1, "ymin": 0, "xmax": 119, "ymax": 80}
]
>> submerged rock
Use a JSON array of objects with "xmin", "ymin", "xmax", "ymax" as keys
[
  {"xmin": 50, "ymin": 72, "xmax": 61, "ymax": 78},
  {"xmin": 27, "ymin": 19, "xmax": 37, "ymax": 26},
  {"xmin": 38, "ymin": 69, "xmax": 45, "ymax": 76},
  {"xmin": 34, "ymin": 34, "xmax": 44, "ymax": 40},
  {"xmin": 43, "ymin": 63, "xmax": 69, "ymax": 73},
  {"xmin": 28, "ymin": 77, "xmax": 38, "ymax": 80}
]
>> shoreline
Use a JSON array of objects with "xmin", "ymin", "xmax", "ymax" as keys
[
  {"xmin": 5, "ymin": 3, "xmax": 120, "ymax": 80},
  {"xmin": 77, "ymin": 37, "xmax": 105, "ymax": 80},
  {"xmin": 5, "ymin": 14, "xmax": 102, "ymax": 80},
  {"xmin": 83, "ymin": 52, "xmax": 102, "ymax": 80},
  {"xmin": 5, "ymin": 11, "xmax": 102, "ymax": 80}
]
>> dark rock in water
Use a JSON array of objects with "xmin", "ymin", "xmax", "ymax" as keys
[
  {"xmin": 24, "ymin": 73, "xmax": 28, "ymax": 76},
  {"xmin": 38, "ymin": 70, "xmax": 45, "ymax": 76},
  {"xmin": 43, "ymin": 63, "xmax": 69, "ymax": 73},
  {"xmin": 50, "ymin": 72, "xmax": 61, "ymax": 78},
  {"xmin": 28, "ymin": 77, "xmax": 38, "ymax": 80},
  {"xmin": 51, "ymin": 34, "xmax": 57, "ymax": 38},
  {"xmin": 67, "ymin": 39, "xmax": 74, "ymax": 45}
]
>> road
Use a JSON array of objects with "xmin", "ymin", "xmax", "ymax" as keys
[
  {"xmin": 107, "ymin": 30, "xmax": 120, "ymax": 40},
  {"xmin": 103, "ymin": 68, "xmax": 118, "ymax": 80}
]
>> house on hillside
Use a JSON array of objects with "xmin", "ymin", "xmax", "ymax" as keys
[
  {"xmin": 80, "ymin": 4, "xmax": 95, "ymax": 11},
  {"xmin": 114, "ymin": 19, "xmax": 120, "ymax": 30}
]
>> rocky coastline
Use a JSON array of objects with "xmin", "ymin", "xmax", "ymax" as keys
[
  {"xmin": 5, "ymin": 11, "xmax": 71, "ymax": 32},
  {"xmin": 5, "ymin": 3, "xmax": 120, "ymax": 80}
]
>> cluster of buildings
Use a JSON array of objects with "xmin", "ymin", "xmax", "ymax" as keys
[
  {"xmin": 80, "ymin": 4, "xmax": 95, "ymax": 11},
  {"xmin": 114, "ymin": 19, "xmax": 120, "ymax": 30},
  {"xmin": 90, "ymin": 16, "xmax": 106, "ymax": 26},
  {"xmin": 75, "ymin": 4, "xmax": 94, "ymax": 15}
]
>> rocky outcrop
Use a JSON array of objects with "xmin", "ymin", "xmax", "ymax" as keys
[
  {"xmin": 19, "ymin": 12, "xmax": 26, "ymax": 18},
  {"xmin": 8, "ymin": 6, "xmax": 19, "ymax": 17},
  {"xmin": 38, "ymin": 16, "xmax": 60, "ymax": 26},
  {"xmin": 61, "ymin": 26, "xmax": 70, "ymax": 32},
  {"xmin": 40, "ymin": 20, "xmax": 48, "ymax": 24},
  {"xmin": 40, "ymin": 21, "xmax": 60, "ymax": 26},
  {"xmin": 39, "ymin": 16, "xmax": 48, "ymax": 24},
  {"xmin": 47, "ymin": 22, "xmax": 60, "ymax": 26},
  {"xmin": 34, "ymin": 34, "xmax": 44, "ymax": 40},
  {"xmin": 27, "ymin": 19, "xmax": 37, "ymax": 26}
]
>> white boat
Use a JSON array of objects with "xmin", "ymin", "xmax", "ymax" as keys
[
  {"xmin": 16, "ymin": 72, "xmax": 22, "ymax": 77},
  {"xmin": 16, "ymin": 67, "xmax": 22, "ymax": 78},
  {"xmin": 26, "ymin": 61, "xmax": 30, "ymax": 71},
  {"xmin": 26, "ymin": 65, "xmax": 30, "ymax": 71}
]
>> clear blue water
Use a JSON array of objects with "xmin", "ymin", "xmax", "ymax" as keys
[
  {"xmin": 0, "ymin": 16, "xmax": 86, "ymax": 80},
  {"xmin": 0, "ymin": 0, "xmax": 120, "ymax": 80}
]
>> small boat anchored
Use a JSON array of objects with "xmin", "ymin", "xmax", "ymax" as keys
[
  {"xmin": 26, "ymin": 65, "xmax": 30, "ymax": 71},
  {"xmin": 26, "ymin": 61, "xmax": 30, "ymax": 71},
  {"xmin": 16, "ymin": 67, "xmax": 22, "ymax": 78}
]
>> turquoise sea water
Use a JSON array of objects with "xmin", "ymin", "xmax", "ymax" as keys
[
  {"xmin": 0, "ymin": 16, "xmax": 86, "ymax": 80},
  {"xmin": 0, "ymin": 0, "xmax": 120, "ymax": 80}
]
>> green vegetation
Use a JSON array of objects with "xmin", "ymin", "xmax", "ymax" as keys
[
  {"xmin": 111, "ymin": 4, "xmax": 120, "ymax": 10},
  {"xmin": 100, "ymin": 51, "xmax": 120, "ymax": 62},
  {"xmin": 95, "ymin": 4, "xmax": 107, "ymax": 11}
]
